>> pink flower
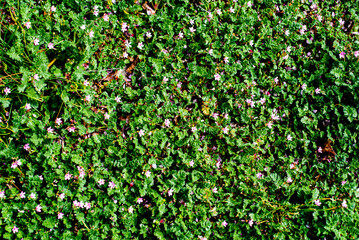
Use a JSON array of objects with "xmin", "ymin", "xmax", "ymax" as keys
[
  {"xmin": 12, "ymin": 226, "xmax": 19, "ymax": 233},
  {"xmin": 58, "ymin": 212, "xmax": 64, "ymax": 219},
  {"xmin": 4, "ymin": 87, "xmax": 11, "ymax": 95},
  {"xmin": 115, "ymin": 96, "xmax": 121, "ymax": 102},
  {"xmin": 341, "ymin": 181, "xmax": 347, "ymax": 186},
  {"xmin": 30, "ymin": 192, "xmax": 36, "ymax": 199},
  {"xmin": 25, "ymin": 103, "xmax": 31, "ymax": 110},
  {"xmin": 48, "ymin": 43, "xmax": 54, "ymax": 49},
  {"xmin": 222, "ymin": 220, "xmax": 228, "ymax": 227},
  {"xmin": 89, "ymin": 31, "xmax": 94, "ymax": 38},
  {"xmin": 287, "ymin": 177, "xmax": 293, "ymax": 183},
  {"xmin": 103, "ymin": 14, "xmax": 109, "ymax": 21},
  {"xmin": 163, "ymin": 76, "xmax": 169, "ymax": 82},
  {"xmin": 24, "ymin": 143, "xmax": 30, "ymax": 151},
  {"xmin": 64, "ymin": 173, "xmax": 72, "ymax": 180},
  {"xmin": 128, "ymin": 206, "xmax": 134, "ymax": 213},
  {"xmin": 257, "ymin": 172, "xmax": 263, "ymax": 179},
  {"xmin": 229, "ymin": 7, "xmax": 234, "ymax": 13},
  {"xmin": 68, "ymin": 127, "xmax": 75, "ymax": 132},
  {"xmin": 47, "ymin": 127, "xmax": 54, "ymax": 133},
  {"xmin": 222, "ymin": 126, "xmax": 229, "ymax": 134},
  {"xmin": 25, "ymin": 21, "xmax": 31, "ymax": 29},
  {"xmin": 138, "ymin": 42, "xmax": 144, "ymax": 50},
  {"xmin": 287, "ymin": 134, "xmax": 292, "ymax": 141},
  {"xmin": 98, "ymin": 179, "xmax": 105, "ymax": 185},
  {"xmin": 104, "ymin": 113, "xmax": 110, "ymax": 120},
  {"xmin": 178, "ymin": 32, "xmax": 184, "ymax": 39},
  {"xmin": 342, "ymin": 200, "xmax": 348, "ymax": 208},
  {"xmin": 34, "ymin": 74, "xmax": 39, "ymax": 81},
  {"xmin": 109, "ymin": 181, "xmax": 116, "ymax": 189},
  {"xmin": 145, "ymin": 171, "xmax": 151, "ymax": 178},
  {"xmin": 315, "ymin": 88, "xmax": 321, "ymax": 94},
  {"xmin": 339, "ymin": 51, "xmax": 346, "ymax": 59},
  {"xmin": 121, "ymin": 22, "xmax": 128, "ymax": 32},
  {"xmin": 189, "ymin": 27, "xmax": 196, "ymax": 33},
  {"xmin": 208, "ymin": 49, "xmax": 213, "ymax": 55},
  {"xmin": 137, "ymin": 198, "xmax": 144, "ymax": 204},
  {"xmin": 20, "ymin": 191, "xmax": 25, "ymax": 198},
  {"xmin": 318, "ymin": 147, "xmax": 322, "ymax": 153},
  {"xmin": 314, "ymin": 200, "xmax": 321, "ymax": 206},
  {"xmin": 214, "ymin": 73, "xmax": 221, "ymax": 81},
  {"xmin": 168, "ymin": 189, "xmax": 174, "ymax": 196},
  {"xmin": 290, "ymin": 164, "xmax": 295, "ymax": 169},
  {"xmin": 224, "ymin": 57, "xmax": 229, "ymax": 63},
  {"xmin": 85, "ymin": 202, "xmax": 91, "ymax": 210},
  {"xmin": 93, "ymin": 10, "xmax": 99, "ymax": 16},
  {"xmin": 11, "ymin": 162, "xmax": 18, "ymax": 169},
  {"xmin": 59, "ymin": 193, "xmax": 65, "ymax": 200},
  {"xmin": 164, "ymin": 119, "xmax": 170, "ymax": 127},
  {"xmin": 191, "ymin": 126, "xmax": 197, "ymax": 132},
  {"xmin": 355, "ymin": 51, "xmax": 359, "ymax": 58},
  {"xmin": 34, "ymin": 38, "xmax": 39, "ymax": 46},
  {"xmin": 79, "ymin": 201, "xmax": 84, "ymax": 208},
  {"xmin": 0, "ymin": 191, "xmax": 5, "ymax": 199},
  {"xmin": 189, "ymin": 160, "xmax": 194, "ymax": 167},
  {"xmin": 36, "ymin": 204, "xmax": 42, "ymax": 212},
  {"xmin": 56, "ymin": 118, "xmax": 62, "ymax": 125},
  {"xmin": 249, "ymin": 219, "xmax": 254, "ymax": 227},
  {"xmin": 212, "ymin": 187, "xmax": 218, "ymax": 193},
  {"xmin": 50, "ymin": 6, "xmax": 56, "ymax": 12},
  {"xmin": 259, "ymin": 98, "xmax": 266, "ymax": 105},
  {"xmin": 216, "ymin": 9, "xmax": 222, "ymax": 15}
]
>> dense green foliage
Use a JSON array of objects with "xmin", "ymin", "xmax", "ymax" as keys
[{"xmin": 1, "ymin": 0, "xmax": 359, "ymax": 239}]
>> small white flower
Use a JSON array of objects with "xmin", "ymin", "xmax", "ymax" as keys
[
  {"xmin": 25, "ymin": 21, "xmax": 31, "ymax": 29},
  {"xmin": 138, "ymin": 42, "xmax": 144, "ymax": 50},
  {"xmin": 115, "ymin": 96, "xmax": 121, "ymax": 103},
  {"xmin": 80, "ymin": 25, "xmax": 86, "ymax": 30},
  {"xmin": 287, "ymin": 134, "xmax": 292, "ymax": 141},
  {"xmin": 139, "ymin": 129, "xmax": 145, "ymax": 137},
  {"xmin": 25, "ymin": 103, "xmax": 31, "ymax": 110},
  {"xmin": 50, "ymin": 6, "xmax": 56, "ymax": 12},
  {"xmin": 34, "ymin": 38, "xmax": 40, "ymax": 46},
  {"xmin": 145, "ymin": 170, "xmax": 151, "ymax": 178},
  {"xmin": 128, "ymin": 206, "xmax": 134, "ymax": 213},
  {"xmin": 89, "ymin": 31, "xmax": 94, "ymax": 38},
  {"xmin": 146, "ymin": 31, "xmax": 152, "ymax": 38},
  {"xmin": 214, "ymin": 74, "xmax": 221, "ymax": 81}
]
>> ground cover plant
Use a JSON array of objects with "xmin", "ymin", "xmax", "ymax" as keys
[{"xmin": 1, "ymin": 0, "xmax": 359, "ymax": 239}]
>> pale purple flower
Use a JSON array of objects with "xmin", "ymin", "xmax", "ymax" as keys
[
  {"xmin": 138, "ymin": 42, "xmax": 144, "ymax": 50},
  {"xmin": 58, "ymin": 212, "xmax": 64, "ymax": 219},
  {"xmin": 20, "ymin": 191, "xmax": 25, "ymax": 198},
  {"xmin": 25, "ymin": 21, "xmax": 31, "ymax": 29},
  {"xmin": 342, "ymin": 200, "xmax": 348, "ymax": 208},
  {"xmin": 354, "ymin": 51, "xmax": 359, "ymax": 58},
  {"xmin": 341, "ymin": 181, "xmax": 347, "ymax": 186},
  {"xmin": 302, "ymin": 83, "xmax": 307, "ymax": 90},
  {"xmin": 168, "ymin": 189, "xmax": 174, "ymax": 196},
  {"xmin": 229, "ymin": 7, "xmax": 234, "ymax": 13},
  {"xmin": 34, "ymin": 38, "xmax": 39, "ymax": 46},
  {"xmin": 178, "ymin": 32, "xmax": 184, "ymax": 39},
  {"xmin": 287, "ymin": 134, "xmax": 292, "ymax": 141},
  {"xmin": 137, "ymin": 198, "xmax": 144, "ymax": 204},
  {"xmin": 189, "ymin": 27, "xmax": 196, "ymax": 33},
  {"xmin": 209, "ymin": 49, "xmax": 213, "ymax": 55},
  {"xmin": 48, "ymin": 43, "xmax": 54, "ymax": 49},
  {"xmin": 315, "ymin": 88, "xmax": 321, "ymax": 94},
  {"xmin": 191, "ymin": 126, "xmax": 197, "ymax": 132},
  {"xmin": 145, "ymin": 170, "xmax": 151, "ymax": 178},
  {"xmin": 34, "ymin": 74, "xmax": 39, "ymax": 81},
  {"xmin": 65, "ymin": 173, "xmax": 72, "ymax": 180},
  {"xmin": 104, "ymin": 113, "xmax": 110, "ymax": 120},
  {"xmin": 36, "ymin": 204, "xmax": 42, "ymax": 212},
  {"xmin": 257, "ymin": 172, "xmax": 263, "ymax": 179},
  {"xmin": 98, "ymin": 179, "xmax": 105, "ymax": 185},
  {"xmin": 109, "ymin": 181, "xmax": 116, "ymax": 189},
  {"xmin": 93, "ymin": 10, "xmax": 99, "ymax": 16},
  {"xmin": 146, "ymin": 31, "xmax": 152, "ymax": 38},
  {"xmin": 139, "ymin": 129, "xmax": 145, "ymax": 137},
  {"xmin": 222, "ymin": 126, "xmax": 229, "ymax": 134},
  {"xmin": 214, "ymin": 74, "xmax": 221, "ymax": 81},
  {"xmin": 50, "ymin": 6, "xmax": 56, "ymax": 12},
  {"xmin": 0, "ymin": 191, "xmax": 5, "ymax": 199},
  {"xmin": 12, "ymin": 226, "xmax": 19, "ymax": 233},
  {"xmin": 38, "ymin": 175, "xmax": 43, "ymax": 180},
  {"xmin": 212, "ymin": 187, "xmax": 218, "ymax": 193},
  {"xmin": 314, "ymin": 200, "xmax": 321, "ymax": 206},
  {"xmin": 318, "ymin": 147, "xmax": 322, "ymax": 153},
  {"xmin": 115, "ymin": 96, "xmax": 121, "ymax": 103},
  {"xmin": 4, "ymin": 87, "xmax": 11, "ymax": 95},
  {"xmin": 224, "ymin": 57, "xmax": 229, "ymax": 63},
  {"xmin": 222, "ymin": 220, "xmax": 228, "ymax": 227},
  {"xmin": 68, "ymin": 127, "xmax": 75, "ymax": 132},
  {"xmin": 89, "ymin": 31, "xmax": 94, "ymax": 38},
  {"xmin": 189, "ymin": 160, "xmax": 194, "ymax": 167},
  {"xmin": 103, "ymin": 13, "xmax": 109, "ymax": 21}
]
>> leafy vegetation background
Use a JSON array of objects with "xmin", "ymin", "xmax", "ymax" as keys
[{"xmin": 1, "ymin": 0, "xmax": 359, "ymax": 239}]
